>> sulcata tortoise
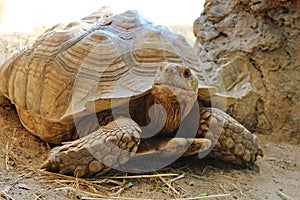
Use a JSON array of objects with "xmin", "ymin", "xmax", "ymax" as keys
[{"xmin": 0, "ymin": 9, "xmax": 263, "ymax": 177}]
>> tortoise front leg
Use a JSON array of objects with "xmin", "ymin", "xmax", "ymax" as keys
[
  {"xmin": 41, "ymin": 117, "xmax": 141, "ymax": 177},
  {"xmin": 197, "ymin": 107, "xmax": 263, "ymax": 165}
]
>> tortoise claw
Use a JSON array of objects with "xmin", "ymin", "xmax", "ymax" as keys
[
  {"xmin": 182, "ymin": 138, "xmax": 212, "ymax": 157},
  {"xmin": 40, "ymin": 148, "xmax": 60, "ymax": 171},
  {"xmin": 41, "ymin": 160, "xmax": 54, "ymax": 171}
]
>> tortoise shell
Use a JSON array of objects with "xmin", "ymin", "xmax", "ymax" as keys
[{"xmin": 0, "ymin": 9, "xmax": 208, "ymax": 143}]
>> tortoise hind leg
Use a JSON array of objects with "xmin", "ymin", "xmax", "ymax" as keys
[
  {"xmin": 197, "ymin": 107, "xmax": 263, "ymax": 165},
  {"xmin": 41, "ymin": 117, "xmax": 141, "ymax": 177}
]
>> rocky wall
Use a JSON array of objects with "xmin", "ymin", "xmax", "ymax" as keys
[{"xmin": 194, "ymin": 0, "xmax": 300, "ymax": 143}]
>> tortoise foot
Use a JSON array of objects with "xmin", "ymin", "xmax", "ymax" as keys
[
  {"xmin": 198, "ymin": 107, "xmax": 263, "ymax": 165},
  {"xmin": 41, "ymin": 117, "xmax": 141, "ymax": 177}
]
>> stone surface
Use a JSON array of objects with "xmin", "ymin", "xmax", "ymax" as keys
[{"xmin": 194, "ymin": 0, "xmax": 300, "ymax": 143}]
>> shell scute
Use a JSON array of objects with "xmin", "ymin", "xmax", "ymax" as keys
[{"xmin": 0, "ymin": 9, "xmax": 207, "ymax": 143}]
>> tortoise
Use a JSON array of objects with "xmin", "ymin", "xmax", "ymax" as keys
[{"xmin": 0, "ymin": 9, "xmax": 263, "ymax": 177}]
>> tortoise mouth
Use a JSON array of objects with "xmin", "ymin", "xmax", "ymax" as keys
[
  {"xmin": 153, "ymin": 83, "xmax": 191, "ymax": 93},
  {"xmin": 153, "ymin": 83, "xmax": 199, "ymax": 96}
]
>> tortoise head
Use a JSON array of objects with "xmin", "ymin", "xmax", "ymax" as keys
[
  {"xmin": 149, "ymin": 63, "xmax": 199, "ymax": 133},
  {"xmin": 154, "ymin": 63, "xmax": 198, "ymax": 95}
]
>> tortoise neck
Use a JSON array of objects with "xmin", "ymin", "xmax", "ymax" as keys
[
  {"xmin": 151, "ymin": 86, "xmax": 183, "ymax": 134},
  {"xmin": 104, "ymin": 84, "xmax": 196, "ymax": 138},
  {"xmin": 126, "ymin": 87, "xmax": 181, "ymax": 137}
]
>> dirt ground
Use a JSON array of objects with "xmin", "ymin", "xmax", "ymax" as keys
[{"xmin": 0, "ymin": 28, "xmax": 299, "ymax": 200}]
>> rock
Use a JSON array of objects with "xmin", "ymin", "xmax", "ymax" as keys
[{"xmin": 194, "ymin": 0, "xmax": 300, "ymax": 144}]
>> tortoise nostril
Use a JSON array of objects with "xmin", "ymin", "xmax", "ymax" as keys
[{"xmin": 165, "ymin": 66, "xmax": 176, "ymax": 73}]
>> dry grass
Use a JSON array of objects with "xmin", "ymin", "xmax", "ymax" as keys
[
  {"xmin": 2, "ymin": 143, "xmax": 233, "ymax": 199},
  {"xmin": 2, "ymin": 160, "xmax": 233, "ymax": 199}
]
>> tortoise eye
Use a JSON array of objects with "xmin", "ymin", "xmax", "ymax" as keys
[{"xmin": 182, "ymin": 68, "xmax": 191, "ymax": 78}]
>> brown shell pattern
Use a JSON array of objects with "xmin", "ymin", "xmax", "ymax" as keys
[{"xmin": 0, "ymin": 9, "xmax": 207, "ymax": 123}]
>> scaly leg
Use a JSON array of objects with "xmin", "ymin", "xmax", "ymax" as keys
[
  {"xmin": 197, "ymin": 107, "xmax": 263, "ymax": 165},
  {"xmin": 41, "ymin": 117, "xmax": 141, "ymax": 177}
]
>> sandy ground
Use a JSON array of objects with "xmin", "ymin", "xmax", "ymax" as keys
[{"xmin": 0, "ymin": 28, "xmax": 299, "ymax": 200}]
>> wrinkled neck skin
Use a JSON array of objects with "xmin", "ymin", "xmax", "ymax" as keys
[
  {"xmin": 76, "ymin": 85, "xmax": 197, "ymax": 139},
  {"xmin": 134, "ymin": 85, "xmax": 197, "ymax": 138}
]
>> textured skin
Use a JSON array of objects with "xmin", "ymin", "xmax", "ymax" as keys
[
  {"xmin": 41, "ymin": 105, "xmax": 263, "ymax": 176},
  {"xmin": 41, "ymin": 117, "xmax": 141, "ymax": 177},
  {"xmin": 197, "ymin": 107, "xmax": 263, "ymax": 165},
  {"xmin": 41, "ymin": 115, "xmax": 213, "ymax": 177}
]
